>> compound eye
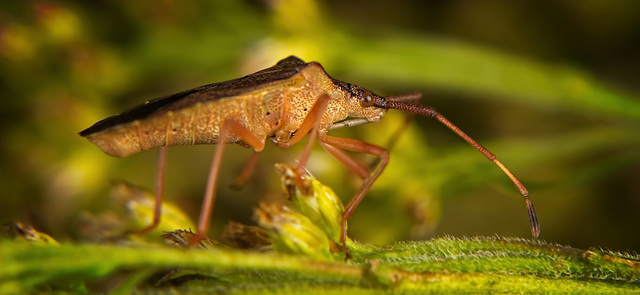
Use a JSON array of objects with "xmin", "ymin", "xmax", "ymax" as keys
[{"xmin": 360, "ymin": 91, "xmax": 374, "ymax": 107}]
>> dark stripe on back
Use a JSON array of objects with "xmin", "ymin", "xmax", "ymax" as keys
[{"xmin": 80, "ymin": 56, "xmax": 308, "ymax": 136}]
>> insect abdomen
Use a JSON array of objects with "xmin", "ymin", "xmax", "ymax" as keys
[{"xmin": 85, "ymin": 98, "xmax": 253, "ymax": 158}]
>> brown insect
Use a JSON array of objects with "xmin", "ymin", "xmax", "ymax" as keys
[{"xmin": 80, "ymin": 56, "xmax": 540, "ymax": 249}]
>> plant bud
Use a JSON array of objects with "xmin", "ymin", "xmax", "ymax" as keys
[
  {"xmin": 254, "ymin": 202, "xmax": 332, "ymax": 260},
  {"xmin": 2, "ymin": 221, "xmax": 60, "ymax": 246},
  {"xmin": 275, "ymin": 163, "xmax": 344, "ymax": 243}
]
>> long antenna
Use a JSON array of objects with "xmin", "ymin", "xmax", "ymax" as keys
[{"xmin": 376, "ymin": 98, "xmax": 540, "ymax": 238}]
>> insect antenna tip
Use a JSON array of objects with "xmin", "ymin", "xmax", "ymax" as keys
[{"xmin": 525, "ymin": 198, "xmax": 540, "ymax": 238}]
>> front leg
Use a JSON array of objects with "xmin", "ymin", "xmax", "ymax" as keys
[
  {"xmin": 272, "ymin": 93, "xmax": 332, "ymax": 173},
  {"xmin": 317, "ymin": 134, "xmax": 390, "ymax": 257}
]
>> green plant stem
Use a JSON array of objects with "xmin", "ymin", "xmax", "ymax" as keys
[{"xmin": 2, "ymin": 236, "xmax": 639, "ymax": 294}]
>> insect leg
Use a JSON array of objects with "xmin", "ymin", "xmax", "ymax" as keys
[
  {"xmin": 296, "ymin": 94, "xmax": 332, "ymax": 173},
  {"xmin": 317, "ymin": 141, "xmax": 369, "ymax": 179},
  {"xmin": 317, "ymin": 134, "xmax": 389, "ymax": 247},
  {"xmin": 230, "ymin": 151, "xmax": 260, "ymax": 190},
  {"xmin": 138, "ymin": 146, "xmax": 168, "ymax": 235},
  {"xmin": 194, "ymin": 120, "xmax": 265, "ymax": 243},
  {"xmin": 274, "ymin": 93, "xmax": 331, "ymax": 173}
]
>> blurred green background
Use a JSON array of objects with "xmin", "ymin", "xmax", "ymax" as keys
[{"xmin": 1, "ymin": 0, "xmax": 639, "ymax": 252}]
